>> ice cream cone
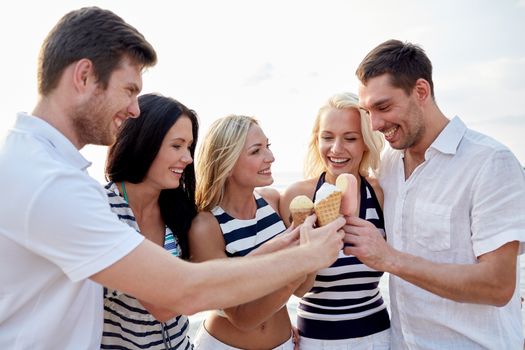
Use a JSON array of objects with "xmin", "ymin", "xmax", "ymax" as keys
[
  {"xmin": 289, "ymin": 195, "xmax": 314, "ymax": 225},
  {"xmin": 336, "ymin": 173, "xmax": 358, "ymax": 216},
  {"xmin": 314, "ymin": 190, "xmax": 342, "ymax": 226}
]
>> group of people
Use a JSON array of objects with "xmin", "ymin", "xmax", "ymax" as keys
[{"xmin": 1, "ymin": 6, "xmax": 524, "ymax": 350}]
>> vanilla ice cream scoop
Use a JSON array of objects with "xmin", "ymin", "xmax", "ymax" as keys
[{"xmin": 314, "ymin": 183, "xmax": 342, "ymax": 226}]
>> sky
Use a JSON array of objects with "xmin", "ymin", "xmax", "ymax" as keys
[{"xmin": 1, "ymin": 0, "xmax": 524, "ymax": 187}]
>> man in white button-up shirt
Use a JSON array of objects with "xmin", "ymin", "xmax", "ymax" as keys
[{"xmin": 344, "ymin": 39, "xmax": 525, "ymax": 349}]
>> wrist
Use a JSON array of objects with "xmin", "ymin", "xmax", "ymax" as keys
[{"xmin": 384, "ymin": 248, "xmax": 404, "ymax": 275}]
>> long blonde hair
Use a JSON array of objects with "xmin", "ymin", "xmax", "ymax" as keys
[
  {"xmin": 196, "ymin": 115, "xmax": 259, "ymax": 211},
  {"xmin": 304, "ymin": 92, "xmax": 384, "ymax": 179}
]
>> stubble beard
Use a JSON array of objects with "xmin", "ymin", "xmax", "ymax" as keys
[
  {"xmin": 71, "ymin": 93, "xmax": 116, "ymax": 147},
  {"xmin": 392, "ymin": 101, "xmax": 425, "ymax": 150}
]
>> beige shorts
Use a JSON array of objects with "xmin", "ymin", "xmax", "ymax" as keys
[{"xmin": 193, "ymin": 322, "xmax": 294, "ymax": 350}]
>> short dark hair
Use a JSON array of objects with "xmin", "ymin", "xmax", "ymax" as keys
[
  {"xmin": 37, "ymin": 6, "xmax": 157, "ymax": 95},
  {"xmin": 356, "ymin": 39, "xmax": 434, "ymax": 98},
  {"xmin": 106, "ymin": 93, "xmax": 199, "ymax": 259}
]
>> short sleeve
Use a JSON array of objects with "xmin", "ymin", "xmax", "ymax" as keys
[
  {"xmin": 25, "ymin": 171, "xmax": 144, "ymax": 281},
  {"xmin": 471, "ymin": 149, "xmax": 525, "ymax": 256}
]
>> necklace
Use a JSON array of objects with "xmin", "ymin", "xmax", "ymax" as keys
[{"xmin": 121, "ymin": 181, "xmax": 129, "ymax": 203}]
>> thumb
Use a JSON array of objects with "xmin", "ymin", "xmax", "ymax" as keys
[{"xmin": 300, "ymin": 213, "xmax": 317, "ymax": 245}]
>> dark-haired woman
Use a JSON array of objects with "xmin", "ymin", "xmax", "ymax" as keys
[{"xmin": 101, "ymin": 93, "xmax": 198, "ymax": 350}]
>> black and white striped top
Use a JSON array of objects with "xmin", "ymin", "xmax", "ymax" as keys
[
  {"xmin": 211, "ymin": 192, "xmax": 286, "ymax": 257},
  {"xmin": 101, "ymin": 182, "xmax": 192, "ymax": 350},
  {"xmin": 297, "ymin": 173, "xmax": 390, "ymax": 340}
]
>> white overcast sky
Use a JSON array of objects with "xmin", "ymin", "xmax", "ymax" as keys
[{"xmin": 1, "ymin": 0, "xmax": 524, "ymax": 186}]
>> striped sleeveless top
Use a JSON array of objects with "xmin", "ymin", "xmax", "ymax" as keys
[
  {"xmin": 297, "ymin": 173, "xmax": 390, "ymax": 339},
  {"xmin": 211, "ymin": 192, "xmax": 286, "ymax": 257},
  {"xmin": 102, "ymin": 182, "xmax": 192, "ymax": 350}
]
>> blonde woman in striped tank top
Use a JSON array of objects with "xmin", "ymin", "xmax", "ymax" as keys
[
  {"xmin": 189, "ymin": 115, "xmax": 309, "ymax": 350},
  {"xmin": 280, "ymin": 92, "xmax": 391, "ymax": 349}
]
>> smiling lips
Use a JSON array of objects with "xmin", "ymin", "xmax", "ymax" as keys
[
  {"xmin": 382, "ymin": 126, "xmax": 398, "ymax": 140},
  {"xmin": 170, "ymin": 168, "xmax": 183, "ymax": 175},
  {"xmin": 329, "ymin": 157, "xmax": 349, "ymax": 164},
  {"xmin": 258, "ymin": 168, "xmax": 272, "ymax": 175}
]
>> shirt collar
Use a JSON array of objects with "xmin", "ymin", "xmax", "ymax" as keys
[
  {"xmin": 428, "ymin": 116, "xmax": 467, "ymax": 156},
  {"xmin": 14, "ymin": 112, "xmax": 92, "ymax": 171}
]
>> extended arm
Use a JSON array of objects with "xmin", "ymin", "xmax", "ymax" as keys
[
  {"xmin": 92, "ymin": 213, "xmax": 344, "ymax": 317},
  {"xmin": 343, "ymin": 216, "xmax": 518, "ymax": 306}
]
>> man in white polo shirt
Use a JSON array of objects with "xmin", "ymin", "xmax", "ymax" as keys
[
  {"xmin": 0, "ymin": 7, "xmax": 346, "ymax": 349},
  {"xmin": 344, "ymin": 39, "xmax": 525, "ymax": 349}
]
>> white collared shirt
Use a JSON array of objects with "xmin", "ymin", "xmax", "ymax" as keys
[
  {"xmin": 0, "ymin": 113, "xmax": 144, "ymax": 349},
  {"xmin": 380, "ymin": 116, "xmax": 525, "ymax": 349}
]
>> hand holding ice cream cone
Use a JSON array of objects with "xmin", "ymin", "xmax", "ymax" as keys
[{"xmin": 288, "ymin": 173, "xmax": 358, "ymax": 227}]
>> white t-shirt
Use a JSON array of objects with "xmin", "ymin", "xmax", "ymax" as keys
[
  {"xmin": 380, "ymin": 116, "xmax": 525, "ymax": 349},
  {"xmin": 0, "ymin": 113, "xmax": 144, "ymax": 349}
]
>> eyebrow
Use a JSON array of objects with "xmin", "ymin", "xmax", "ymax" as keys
[
  {"xmin": 128, "ymin": 83, "xmax": 140, "ymax": 94},
  {"xmin": 370, "ymin": 98, "xmax": 390, "ymax": 109},
  {"xmin": 168, "ymin": 137, "xmax": 192, "ymax": 143},
  {"xmin": 247, "ymin": 138, "xmax": 269, "ymax": 150}
]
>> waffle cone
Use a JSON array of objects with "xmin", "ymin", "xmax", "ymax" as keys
[
  {"xmin": 314, "ymin": 191, "xmax": 342, "ymax": 226},
  {"xmin": 289, "ymin": 195, "xmax": 314, "ymax": 225},
  {"xmin": 290, "ymin": 208, "xmax": 313, "ymax": 225}
]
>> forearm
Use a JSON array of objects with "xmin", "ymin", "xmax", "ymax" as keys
[
  {"xmin": 170, "ymin": 247, "xmax": 318, "ymax": 315},
  {"xmin": 293, "ymin": 272, "xmax": 316, "ymax": 297},
  {"xmin": 224, "ymin": 278, "xmax": 302, "ymax": 330},
  {"xmin": 387, "ymin": 245, "xmax": 517, "ymax": 306},
  {"xmin": 140, "ymin": 300, "xmax": 178, "ymax": 322}
]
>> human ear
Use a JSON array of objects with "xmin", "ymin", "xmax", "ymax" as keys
[
  {"xmin": 414, "ymin": 78, "xmax": 431, "ymax": 102},
  {"xmin": 72, "ymin": 59, "xmax": 94, "ymax": 92}
]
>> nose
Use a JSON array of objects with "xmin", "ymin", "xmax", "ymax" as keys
[
  {"xmin": 265, "ymin": 148, "xmax": 275, "ymax": 163},
  {"xmin": 331, "ymin": 137, "xmax": 345, "ymax": 153},
  {"xmin": 182, "ymin": 148, "xmax": 193, "ymax": 165},
  {"xmin": 368, "ymin": 112, "xmax": 384, "ymax": 131},
  {"xmin": 128, "ymin": 98, "xmax": 140, "ymax": 119}
]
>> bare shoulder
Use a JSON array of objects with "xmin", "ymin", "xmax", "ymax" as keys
[
  {"xmin": 188, "ymin": 211, "xmax": 227, "ymax": 262},
  {"xmin": 257, "ymin": 186, "xmax": 280, "ymax": 203},
  {"xmin": 281, "ymin": 178, "xmax": 317, "ymax": 200},
  {"xmin": 189, "ymin": 211, "xmax": 218, "ymax": 236},
  {"xmin": 365, "ymin": 176, "xmax": 384, "ymax": 208}
]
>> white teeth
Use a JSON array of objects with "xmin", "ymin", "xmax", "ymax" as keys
[
  {"xmin": 170, "ymin": 168, "xmax": 183, "ymax": 174},
  {"xmin": 330, "ymin": 157, "xmax": 349, "ymax": 164},
  {"xmin": 383, "ymin": 127, "xmax": 398, "ymax": 138},
  {"xmin": 258, "ymin": 169, "xmax": 271, "ymax": 174},
  {"xmin": 114, "ymin": 118, "xmax": 123, "ymax": 128}
]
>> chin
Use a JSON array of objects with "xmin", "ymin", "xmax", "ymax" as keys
[{"xmin": 259, "ymin": 178, "xmax": 274, "ymax": 187}]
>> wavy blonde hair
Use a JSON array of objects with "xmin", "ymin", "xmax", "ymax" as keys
[
  {"xmin": 304, "ymin": 92, "xmax": 384, "ymax": 179},
  {"xmin": 196, "ymin": 115, "xmax": 259, "ymax": 211}
]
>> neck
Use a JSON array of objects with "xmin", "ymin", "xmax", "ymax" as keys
[
  {"xmin": 406, "ymin": 107, "xmax": 449, "ymax": 161},
  {"xmin": 119, "ymin": 181, "xmax": 160, "ymax": 214},
  {"xmin": 32, "ymin": 94, "xmax": 84, "ymax": 149},
  {"xmin": 221, "ymin": 183, "xmax": 257, "ymax": 219}
]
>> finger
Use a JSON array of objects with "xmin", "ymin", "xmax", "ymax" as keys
[
  {"xmin": 343, "ymin": 233, "xmax": 359, "ymax": 245},
  {"xmin": 343, "ymin": 245, "xmax": 356, "ymax": 256},
  {"xmin": 322, "ymin": 216, "xmax": 346, "ymax": 232},
  {"xmin": 302, "ymin": 213, "xmax": 317, "ymax": 228},
  {"xmin": 287, "ymin": 226, "xmax": 301, "ymax": 241}
]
